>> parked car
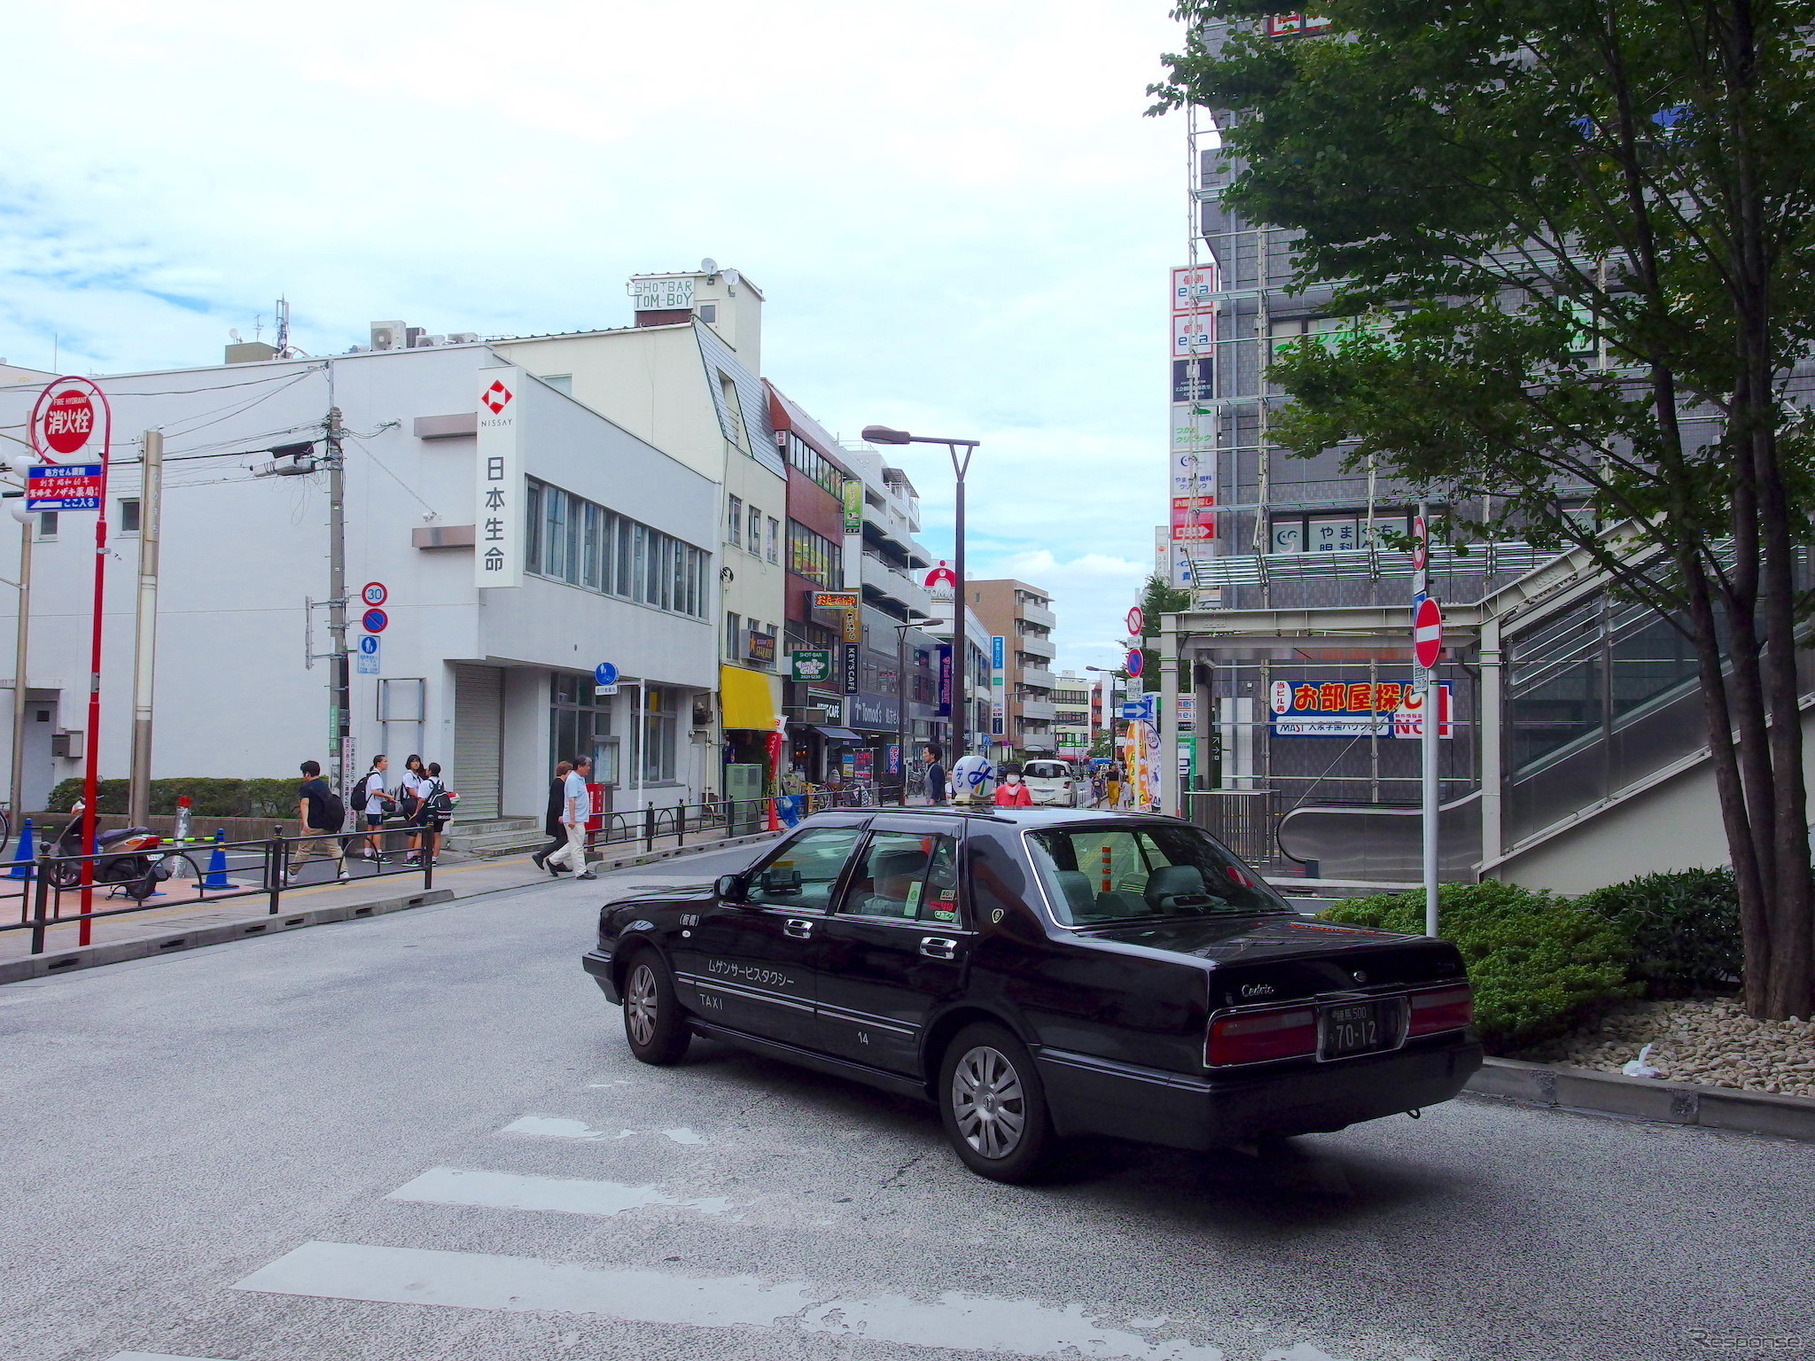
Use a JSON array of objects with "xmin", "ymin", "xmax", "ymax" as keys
[
  {"xmin": 1019, "ymin": 759, "xmax": 1081, "ymax": 807},
  {"xmin": 582, "ymin": 808, "xmax": 1481, "ymax": 1182}
]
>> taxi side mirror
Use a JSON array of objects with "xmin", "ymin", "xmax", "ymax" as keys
[{"xmin": 715, "ymin": 874, "xmax": 746, "ymax": 901}]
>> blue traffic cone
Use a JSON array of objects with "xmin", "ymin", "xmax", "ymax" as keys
[
  {"xmin": 7, "ymin": 818, "xmax": 32, "ymax": 879},
  {"xmin": 201, "ymin": 829, "xmax": 233, "ymax": 889}
]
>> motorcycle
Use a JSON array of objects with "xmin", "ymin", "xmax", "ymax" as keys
[{"xmin": 48, "ymin": 802, "xmax": 174, "ymax": 901}]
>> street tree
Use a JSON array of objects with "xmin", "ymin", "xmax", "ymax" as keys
[{"xmin": 1154, "ymin": 0, "xmax": 1815, "ymax": 1018}]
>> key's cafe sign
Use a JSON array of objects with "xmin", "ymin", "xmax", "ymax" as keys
[{"xmin": 1268, "ymin": 678, "xmax": 1452, "ymax": 738}]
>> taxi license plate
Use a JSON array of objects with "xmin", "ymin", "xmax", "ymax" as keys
[{"xmin": 1319, "ymin": 1000, "xmax": 1397, "ymax": 1060}]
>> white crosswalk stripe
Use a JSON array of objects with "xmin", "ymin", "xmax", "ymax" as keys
[
  {"xmin": 386, "ymin": 1165, "xmax": 738, "ymax": 1218},
  {"xmin": 232, "ymin": 1240, "xmax": 1224, "ymax": 1360}
]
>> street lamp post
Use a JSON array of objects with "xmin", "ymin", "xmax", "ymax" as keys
[{"xmin": 862, "ymin": 426, "xmax": 977, "ymax": 766}]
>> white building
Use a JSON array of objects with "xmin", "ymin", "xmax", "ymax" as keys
[{"xmin": 0, "ymin": 343, "xmax": 718, "ymax": 823}]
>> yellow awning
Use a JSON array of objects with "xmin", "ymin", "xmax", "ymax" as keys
[{"xmin": 719, "ymin": 665, "xmax": 780, "ymax": 731}]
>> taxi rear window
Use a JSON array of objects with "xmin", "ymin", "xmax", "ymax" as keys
[{"xmin": 1025, "ymin": 823, "xmax": 1290, "ymax": 925}]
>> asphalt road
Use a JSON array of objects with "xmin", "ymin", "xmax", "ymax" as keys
[{"xmin": 0, "ymin": 844, "xmax": 1808, "ymax": 1361}]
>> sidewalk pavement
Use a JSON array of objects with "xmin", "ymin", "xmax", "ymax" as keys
[{"xmin": 0, "ymin": 826, "xmax": 780, "ymax": 977}]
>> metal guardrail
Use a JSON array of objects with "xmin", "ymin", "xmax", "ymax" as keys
[
  {"xmin": 0, "ymin": 824, "xmax": 436, "ymax": 956},
  {"xmin": 580, "ymin": 787, "xmax": 910, "ymax": 855}
]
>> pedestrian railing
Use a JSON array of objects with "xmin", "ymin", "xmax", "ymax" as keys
[
  {"xmin": 0, "ymin": 825, "xmax": 436, "ymax": 957},
  {"xmin": 577, "ymin": 786, "xmax": 907, "ymax": 857}
]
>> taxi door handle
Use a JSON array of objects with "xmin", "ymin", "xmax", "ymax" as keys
[
  {"xmin": 783, "ymin": 919, "xmax": 815, "ymax": 939},
  {"xmin": 919, "ymin": 936, "xmax": 957, "ymax": 960}
]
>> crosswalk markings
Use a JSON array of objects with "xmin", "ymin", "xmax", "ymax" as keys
[
  {"xmin": 232, "ymin": 1240, "xmax": 1224, "ymax": 1359},
  {"xmin": 496, "ymin": 1115, "xmax": 631, "ymax": 1140},
  {"xmin": 386, "ymin": 1166, "xmax": 737, "ymax": 1218}
]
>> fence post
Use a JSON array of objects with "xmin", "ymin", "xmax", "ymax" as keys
[
  {"xmin": 268, "ymin": 825, "xmax": 285, "ymax": 914},
  {"xmin": 28, "ymin": 856, "xmax": 49, "ymax": 955},
  {"xmin": 676, "ymin": 801, "xmax": 686, "ymax": 848},
  {"xmin": 643, "ymin": 804, "xmax": 655, "ymax": 852}
]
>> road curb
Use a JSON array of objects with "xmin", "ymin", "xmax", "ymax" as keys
[
  {"xmin": 1465, "ymin": 1056, "xmax": 1815, "ymax": 1142},
  {"xmin": 0, "ymin": 831, "xmax": 781, "ymax": 988}
]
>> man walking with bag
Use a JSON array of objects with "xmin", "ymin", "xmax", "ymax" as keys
[
  {"xmin": 287, "ymin": 760, "xmax": 351, "ymax": 884},
  {"xmin": 544, "ymin": 755, "xmax": 596, "ymax": 880}
]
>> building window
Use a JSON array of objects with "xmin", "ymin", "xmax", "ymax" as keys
[
  {"xmin": 117, "ymin": 498, "xmax": 140, "ymax": 533},
  {"xmin": 37, "ymin": 512, "xmax": 57, "ymax": 540},
  {"xmin": 780, "ymin": 432, "xmax": 848, "ymax": 497},
  {"xmin": 540, "ymin": 374, "xmax": 573, "ymax": 395},
  {"xmin": 747, "ymin": 503, "xmax": 762, "ymax": 554},
  {"xmin": 726, "ymin": 611, "xmax": 741, "ymax": 659},
  {"xmin": 727, "ymin": 494, "xmax": 743, "ymax": 547},
  {"xmin": 766, "ymin": 516, "xmax": 780, "ymax": 564},
  {"xmin": 551, "ymin": 673, "xmax": 614, "ymax": 781},
  {"xmin": 787, "ymin": 521, "xmax": 843, "ymax": 587},
  {"xmin": 641, "ymin": 686, "xmax": 679, "ymax": 783},
  {"xmin": 718, "ymin": 372, "xmax": 748, "ymax": 450},
  {"xmin": 523, "ymin": 477, "xmax": 707, "ymax": 618},
  {"xmin": 699, "ymin": 303, "xmax": 717, "ymax": 323}
]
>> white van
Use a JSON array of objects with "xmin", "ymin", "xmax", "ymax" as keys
[{"xmin": 1021, "ymin": 759, "xmax": 1080, "ymax": 807}]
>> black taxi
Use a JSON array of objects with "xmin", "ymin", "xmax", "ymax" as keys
[{"xmin": 581, "ymin": 807, "xmax": 1481, "ymax": 1182}]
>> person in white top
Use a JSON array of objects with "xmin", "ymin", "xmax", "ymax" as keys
[
  {"xmin": 544, "ymin": 755, "xmax": 596, "ymax": 879},
  {"xmin": 399, "ymin": 754, "xmax": 429, "ymax": 864},
  {"xmin": 356, "ymin": 755, "xmax": 393, "ymax": 859}
]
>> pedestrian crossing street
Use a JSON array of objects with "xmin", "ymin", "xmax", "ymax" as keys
[{"xmin": 93, "ymin": 1066, "xmax": 1276, "ymax": 1361}]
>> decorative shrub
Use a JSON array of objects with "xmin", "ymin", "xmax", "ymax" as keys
[
  {"xmin": 41, "ymin": 777, "xmax": 300, "ymax": 820},
  {"xmin": 1573, "ymin": 867, "xmax": 1742, "ymax": 996},
  {"xmin": 1319, "ymin": 880, "xmax": 1637, "ymax": 1053}
]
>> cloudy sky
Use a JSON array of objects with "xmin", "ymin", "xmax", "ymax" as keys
[{"xmin": 0, "ymin": 0, "xmax": 1188, "ymax": 672}]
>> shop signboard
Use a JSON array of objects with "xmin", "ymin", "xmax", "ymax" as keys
[
  {"xmin": 1267, "ymin": 678, "xmax": 1454, "ymax": 738},
  {"xmin": 842, "ymin": 480, "xmax": 864, "ymax": 533},
  {"xmin": 936, "ymin": 644, "xmax": 953, "ymax": 717},
  {"xmin": 475, "ymin": 367, "xmax": 524, "ymax": 587},
  {"xmin": 746, "ymin": 629, "xmax": 777, "ymax": 663},
  {"xmin": 842, "ymin": 643, "xmax": 860, "ymax": 695},
  {"xmin": 789, "ymin": 650, "xmax": 832, "ymax": 682}
]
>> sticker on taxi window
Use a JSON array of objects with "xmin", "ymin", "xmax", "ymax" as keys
[
  {"xmin": 906, "ymin": 882, "xmax": 924, "ymax": 913},
  {"xmin": 929, "ymin": 906, "xmax": 957, "ymax": 921}
]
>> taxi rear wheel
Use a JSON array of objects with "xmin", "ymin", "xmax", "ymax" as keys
[
  {"xmin": 938, "ymin": 1023, "xmax": 1054, "ymax": 1183},
  {"xmin": 622, "ymin": 949, "xmax": 690, "ymax": 1065}
]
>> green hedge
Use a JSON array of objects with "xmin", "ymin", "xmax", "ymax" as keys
[
  {"xmin": 1319, "ymin": 881, "xmax": 1638, "ymax": 1053},
  {"xmin": 42, "ymin": 777, "xmax": 302, "ymax": 820},
  {"xmin": 1574, "ymin": 867, "xmax": 1742, "ymax": 997}
]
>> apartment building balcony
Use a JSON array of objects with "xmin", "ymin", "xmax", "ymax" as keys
[
  {"xmin": 1020, "ymin": 666, "xmax": 1056, "ymax": 692},
  {"xmin": 860, "ymin": 551, "xmax": 933, "ymax": 613},
  {"xmin": 1020, "ymin": 602, "xmax": 1056, "ymax": 630},
  {"xmin": 1018, "ymin": 698, "xmax": 1056, "ymax": 722},
  {"xmin": 1018, "ymin": 632, "xmax": 1056, "ymax": 660}
]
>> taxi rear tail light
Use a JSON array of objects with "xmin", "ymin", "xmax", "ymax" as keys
[
  {"xmin": 1205, "ymin": 1007, "xmax": 1317, "ymax": 1067},
  {"xmin": 1406, "ymin": 985, "xmax": 1473, "ymax": 1037}
]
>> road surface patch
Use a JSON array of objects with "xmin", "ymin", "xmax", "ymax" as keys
[{"xmin": 496, "ymin": 1115, "xmax": 632, "ymax": 1141}]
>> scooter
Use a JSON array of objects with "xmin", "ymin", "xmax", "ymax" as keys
[{"xmin": 48, "ymin": 802, "xmax": 173, "ymax": 900}]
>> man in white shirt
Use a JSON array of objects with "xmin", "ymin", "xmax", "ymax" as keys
[{"xmin": 544, "ymin": 755, "xmax": 596, "ymax": 879}]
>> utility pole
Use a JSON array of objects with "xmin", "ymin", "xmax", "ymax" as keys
[
  {"xmin": 127, "ymin": 431, "xmax": 164, "ymax": 825},
  {"xmin": 326, "ymin": 407, "xmax": 351, "ymax": 798}
]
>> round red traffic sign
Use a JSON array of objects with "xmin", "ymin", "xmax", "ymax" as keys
[
  {"xmin": 361, "ymin": 582, "xmax": 388, "ymax": 607},
  {"xmin": 1126, "ymin": 606, "xmax": 1145, "ymax": 637},
  {"xmin": 1413, "ymin": 597, "xmax": 1443, "ymax": 669},
  {"xmin": 41, "ymin": 389, "xmax": 96, "ymax": 456},
  {"xmin": 1125, "ymin": 648, "xmax": 1145, "ymax": 678},
  {"xmin": 362, "ymin": 608, "xmax": 389, "ymax": 634},
  {"xmin": 1411, "ymin": 515, "xmax": 1428, "ymax": 571}
]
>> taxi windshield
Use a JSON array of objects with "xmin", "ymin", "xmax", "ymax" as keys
[{"xmin": 1024, "ymin": 823, "xmax": 1292, "ymax": 926}]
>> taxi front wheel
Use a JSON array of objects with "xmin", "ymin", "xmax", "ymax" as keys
[
  {"xmin": 938, "ymin": 1023, "xmax": 1055, "ymax": 1183},
  {"xmin": 622, "ymin": 949, "xmax": 691, "ymax": 1065}
]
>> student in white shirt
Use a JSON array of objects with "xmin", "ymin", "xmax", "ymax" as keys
[{"xmin": 356, "ymin": 755, "xmax": 394, "ymax": 859}]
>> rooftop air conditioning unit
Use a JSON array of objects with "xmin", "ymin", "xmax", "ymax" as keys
[
  {"xmin": 406, "ymin": 326, "xmax": 426, "ymax": 348},
  {"xmin": 370, "ymin": 321, "xmax": 406, "ymax": 351},
  {"xmin": 448, "ymin": 332, "xmax": 479, "ymax": 344}
]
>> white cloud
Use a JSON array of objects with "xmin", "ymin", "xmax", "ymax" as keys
[{"xmin": 0, "ymin": 0, "xmax": 1187, "ymax": 670}]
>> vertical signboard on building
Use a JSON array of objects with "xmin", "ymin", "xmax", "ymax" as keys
[
  {"xmin": 1170, "ymin": 265, "xmax": 1218, "ymax": 601},
  {"xmin": 990, "ymin": 636, "xmax": 1006, "ymax": 736},
  {"xmin": 936, "ymin": 643, "xmax": 953, "ymax": 717},
  {"xmin": 476, "ymin": 368, "xmax": 524, "ymax": 588},
  {"xmin": 841, "ymin": 480, "xmax": 864, "ymax": 533}
]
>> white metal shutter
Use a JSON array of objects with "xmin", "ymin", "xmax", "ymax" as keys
[{"xmin": 451, "ymin": 664, "xmax": 504, "ymax": 820}]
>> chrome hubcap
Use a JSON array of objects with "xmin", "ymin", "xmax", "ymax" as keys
[
  {"xmin": 626, "ymin": 964, "xmax": 658, "ymax": 1046},
  {"xmin": 952, "ymin": 1045, "xmax": 1026, "ymax": 1160}
]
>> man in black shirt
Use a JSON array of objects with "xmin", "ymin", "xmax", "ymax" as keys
[
  {"xmin": 288, "ymin": 759, "xmax": 351, "ymax": 883},
  {"xmin": 922, "ymin": 744, "xmax": 948, "ymax": 806}
]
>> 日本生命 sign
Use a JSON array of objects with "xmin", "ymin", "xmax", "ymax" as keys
[
  {"xmin": 1269, "ymin": 678, "xmax": 1453, "ymax": 738},
  {"xmin": 25, "ymin": 465, "xmax": 103, "ymax": 511},
  {"xmin": 475, "ymin": 367, "xmax": 524, "ymax": 588}
]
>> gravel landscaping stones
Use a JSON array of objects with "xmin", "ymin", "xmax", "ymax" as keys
[{"xmin": 1520, "ymin": 996, "xmax": 1815, "ymax": 1097}]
